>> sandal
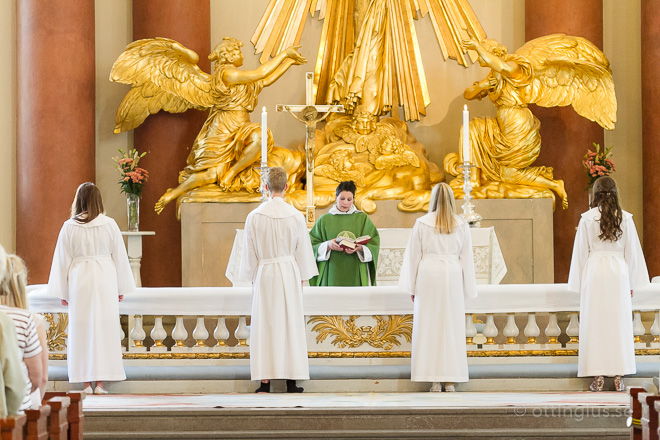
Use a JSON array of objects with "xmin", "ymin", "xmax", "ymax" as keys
[
  {"xmin": 614, "ymin": 375, "xmax": 625, "ymax": 392},
  {"xmin": 589, "ymin": 376, "xmax": 604, "ymax": 392}
]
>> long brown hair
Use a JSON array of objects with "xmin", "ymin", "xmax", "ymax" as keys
[
  {"xmin": 71, "ymin": 182, "xmax": 104, "ymax": 223},
  {"xmin": 590, "ymin": 176, "xmax": 622, "ymax": 242},
  {"xmin": 428, "ymin": 183, "xmax": 457, "ymax": 234},
  {"xmin": 0, "ymin": 254, "xmax": 28, "ymax": 309}
]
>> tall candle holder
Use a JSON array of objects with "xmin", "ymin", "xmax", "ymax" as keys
[
  {"xmin": 257, "ymin": 165, "xmax": 269, "ymax": 203},
  {"xmin": 460, "ymin": 162, "xmax": 482, "ymax": 228}
]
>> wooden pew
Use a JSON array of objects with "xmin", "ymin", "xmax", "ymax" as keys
[
  {"xmin": 631, "ymin": 387, "xmax": 645, "ymax": 440},
  {"xmin": 43, "ymin": 392, "xmax": 84, "ymax": 440},
  {"xmin": 0, "ymin": 414, "xmax": 26, "ymax": 440},
  {"xmin": 43, "ymin": 397, "xmax": 69, "ymax": 440},
  {"xmin": 23, "ymin": 405, "xmax": 50, "ymax": 440},
  {"xmin": 638, "ymin": 392, "xmax": 660, "ymax": 440}
]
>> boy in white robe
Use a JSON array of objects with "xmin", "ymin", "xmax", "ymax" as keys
[{"xmin": 239, "ymin": 167, "xmax": 318, "ymax": 393}]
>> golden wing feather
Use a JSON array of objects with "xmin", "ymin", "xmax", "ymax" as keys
[
  {"xmin": 110, "ymin": 37, "xmax": 214, "ymax": 133},
  {"xmin": 515, "ymin": 34, "xmax": 616, "ymax": 130}
]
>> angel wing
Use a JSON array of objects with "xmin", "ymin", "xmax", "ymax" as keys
[
  {"xmin": 251, "ymin": 0, "xmax": 486, "ymax": 121},
  {"xmin": 516, "ymin": 34, "xmax": 617, "ymax": 130},
  {"xmin": 110, "ymin": 37, "xmax": 216, "ymax": 133}
]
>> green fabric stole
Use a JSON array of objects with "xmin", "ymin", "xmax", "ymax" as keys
[{"xmin": 309, "ymin": 211, "xmax": 380, "ymax": 286}]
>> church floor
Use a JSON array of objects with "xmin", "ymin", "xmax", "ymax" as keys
[{"xmin": 82, "ymin": 392, "xmax": 631, "ymax": 439}]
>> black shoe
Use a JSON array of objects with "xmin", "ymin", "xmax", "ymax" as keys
[
  {"xmin": 255, "ymin": 382, "xmax": 270, "ymax": 393},
  {"xmin": 286, "ymin": 380, "xmax": 304, "ymax": 393}
]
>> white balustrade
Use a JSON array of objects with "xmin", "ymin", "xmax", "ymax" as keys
[{"xmin": 26, "ymin": 284, "xmax": 660, "ymax": 357}]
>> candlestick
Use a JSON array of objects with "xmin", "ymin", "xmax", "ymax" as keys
[
  {"xmin": 463, "ymin": 105, "xmax": 470, "ymax": 163},
  {"xmin": 261, "ymin": 106, "xmax": 268, "ymax": 166}
]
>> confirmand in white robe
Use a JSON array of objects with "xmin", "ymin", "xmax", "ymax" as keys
[
  {"xmin": 398, "ymin": 213, "xmax": 477, "ymax": 383},
  {"xmin": 239, "ymin": 197, "xmax": 318, "ymax": 381},
  {"xmin": 568, "ymin": 208, "xmax": 649, "ymax": 377},
  {"xmin": 46, "ymin": 214, "xmax": 135, "ymax": 383}
]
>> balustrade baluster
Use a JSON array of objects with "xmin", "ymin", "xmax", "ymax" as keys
[
  {"xmin": 483, "ymin": 314, "xmax": 498, "ymax": 346},
  {"xmin": 524, "ymin": 313, "xmax": 541, "ymax": 349},
  {"xmin": 193, "ymin": 317, "xmax": 210, "ymax": 350},
  {"xmin": 213, "ymin": 317, "xmax": 230, "ymax": 350},
  {"xmin": 633, "ymin": 312, "xmax": 647, "ymax": 348},
  {"xmin": 465, "ymin": 314, "xmax": 477, "ymax": 349},
  {"xmin": 172, "ymin": 316, "xmax": 189, "ymax": 352},
  {"xmin": 119, "ymin": 320, "xmax": 126, "ymax": 352},
  {"xmin": 503, "ymin": 313, "xmax": 519, "ymax": 345},
  {"xmin": 235, "ymin": 316, "xmax": 250, "ymax": 347},
  {"xmin": 650, "ymin": 311, "xmax": 660, "ymax": 347},
  {"xmin": 150, "ymin": 316, "xmax": 167, "ymax": 353},
  {"xmin": 544, "ymin": 312, "xmax": 562, "ymax": 349},
  {"xmin": 566, "ymin": 313, "xmax": 579, "ymax": 348},
  {"xmin": 129, "ymin": 315, "xmax": 147, "ymax": 353}
]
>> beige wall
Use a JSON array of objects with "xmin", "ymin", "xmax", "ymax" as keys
[{"xmin": 0, "ymin": 0, "xmax": 645, "ymax": 252}]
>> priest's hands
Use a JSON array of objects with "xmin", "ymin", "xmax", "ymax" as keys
[
  {"xmin": 61, "ymin": 300, "xmax": 68, "ymax": 306},
  {"xmin": 346, "ymin": 244, "xmax": 363, "ymax": 255},
  {"xmin": 328, "ymin": 240, "xmax": 343, "ymax": 252}
]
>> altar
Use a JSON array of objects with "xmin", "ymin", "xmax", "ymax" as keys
[
  {"xmin": 224, "ymin": 227, "xmax": 507, "ymax": 286},
  {"xmin": 181, "ymin": 198, "xmax": 553, "ymax": 287}
]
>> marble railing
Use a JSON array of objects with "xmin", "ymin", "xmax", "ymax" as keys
[{"xmin": 27, "ymin": 284, "xmax": 660, "ymax": 358}]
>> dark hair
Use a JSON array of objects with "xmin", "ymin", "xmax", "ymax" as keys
[
  {"xmin": 71, "ymin": 182, "xmax": 104, "ymax": 223},
  {"xmin": 590, "ymin": 176, "xmax": 622, "ymax": 242},
  {"xmin": 336, "ymin": 181, "xmax": 356, "ymax": 197}
]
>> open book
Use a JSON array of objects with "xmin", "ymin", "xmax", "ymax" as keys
[{"xmin": 336, "ymin": 235, "xmax": 371, "ymax": 250}]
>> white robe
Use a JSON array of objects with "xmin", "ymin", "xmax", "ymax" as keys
[
  {"xmin": 239, "ymin": 197, "xmax": 318, "ymax": 381},
  {"xmin": 568, "ymin": 208, "xmax": 649, "ymax": 377},
  {"xmin": 398, "ymin": 213, "xmax": 477, "ymax": 383},
  {"xmin": 46, "ymin": 214, "xmax": 135, "ymax": 383}
]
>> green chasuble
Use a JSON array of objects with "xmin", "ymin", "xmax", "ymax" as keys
[{"xmin": 309, "ymin": 211, "xmax": 380, "ymax": 286}]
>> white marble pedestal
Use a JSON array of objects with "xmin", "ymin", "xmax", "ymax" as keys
[{"xmin": 121, "ymin": 231, "xmax": 156, "ymax": 287}]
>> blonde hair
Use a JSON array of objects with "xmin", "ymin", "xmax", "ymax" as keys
[
  {"xmin": 0, "ymin": 254, "xmax": 28, "ymax": 310},
  {"xmin": 266, "ymin": 167, "xmax": 288, "ymax": 193},
  {"xmin": 428, "ymin": 183, "xmax": 457, "ymax": 234}
]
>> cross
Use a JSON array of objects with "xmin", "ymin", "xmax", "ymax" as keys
[{"xmin": 277, "ymin": 72, "xmax": 343, "ymax": 226}]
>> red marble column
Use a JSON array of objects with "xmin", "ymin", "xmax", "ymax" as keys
[
  {"xmin": 16, "ymin": 0, "xmax": 96, "ymax": 283},
  {"xmin": 132, "ymin": 1, "xmax": 210, "ymax": 286},
  {"xmin": 525, "ymin": 0, "xmax": 605, "ymax": 282},
  {"xmin": 642, "ymin": 2, "xmax": 660, "ymax": 278}
]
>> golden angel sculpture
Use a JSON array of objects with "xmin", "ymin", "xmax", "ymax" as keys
[
  {"xmin": 253, "ymin": 0, "xmax": 486, "ymax": 212},
  {"xmin": 444, "ymin": 34, "xmax": 617, "ymax": 209},
  {"xmin": 110, "ymin": 37, "xmax": 307, "ymax": 214}
]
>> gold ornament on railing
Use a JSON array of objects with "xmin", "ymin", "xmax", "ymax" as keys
[
  {"xmin": 44, "ymin": 313, "xmax": 68, "ymax": 352},
  {"xmin": 308, "ymin": 315, "xmax": 412, "ymax": 350},
  {"xmin": 110, "ymin": 37, "xmax": 307, "ymax": 215},
  {"xmin": 444, "ymin": 34, "xmax": 617, "ymax": 210}
]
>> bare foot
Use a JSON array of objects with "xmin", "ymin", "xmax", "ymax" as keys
[
  {"xmin": 155, "ymin": 188, "xmax": 176, "ymax": 214},
  {"xmin": 219, "ymin": 171, "xmax": 237, "ymax": 190},
  {"xmin": 555, "ymin": 179, "xmax": 568, "ymax": 210}
]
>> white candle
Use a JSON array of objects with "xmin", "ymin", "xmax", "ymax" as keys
[
  {"xmin": 261, "ymin": 106, "xmax": 267, "ymax": 166},
  {"xmin": 463, "ymin": 105, "xmax": 470, "ymax": 163}
]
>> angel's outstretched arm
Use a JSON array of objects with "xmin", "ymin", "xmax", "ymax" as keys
[
  {"xmin": 462, "ymin": 39, "xmax": 519, "ymax": 78},
  {"xmin": 464, "ymin": 77, "xmax": 494, "ymax": 100},
  {"xmin": 223, "ymin": 46, "xmax": 307, "ymax": 86}
]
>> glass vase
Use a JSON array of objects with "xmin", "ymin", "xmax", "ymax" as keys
[{"xmin": 126, "ymin": 193, "xmax": 140, "ymax": 231}]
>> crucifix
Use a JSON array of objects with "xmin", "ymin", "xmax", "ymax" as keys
[{"xmin": 277, "ymin": 72, "xmax": 343, "ymax": 226}]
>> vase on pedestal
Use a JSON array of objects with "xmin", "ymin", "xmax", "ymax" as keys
[{"xmin": 127, "ymin": 193, "xmax": 140, "ymax": 231}]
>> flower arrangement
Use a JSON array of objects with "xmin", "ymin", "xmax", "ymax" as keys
[
  {"xmin": 113, "ymin": 149, "xmax": 149, "ymax": 197},
  {"xmin": 583, "ymin": 143, "xmax": 615, "ymax": 190}
]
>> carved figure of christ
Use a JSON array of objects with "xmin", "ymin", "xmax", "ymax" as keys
[{"xmin": 277, "ymin": 72, "xmax": 343, "ymax": 225}]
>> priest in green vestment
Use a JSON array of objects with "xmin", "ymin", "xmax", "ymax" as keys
[{"xmin": 309, "ymin": 181, "xmax": 380, "ymax": 286}]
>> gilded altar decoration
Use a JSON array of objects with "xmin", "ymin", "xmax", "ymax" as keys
[
  {"xmin": 110, "ymin": 37, "xmax": 307, "ymax": 215},
  {"xmin": 444, "ymin": 34, "xmax": 617, "ymax": 209},
  {"xmin": 44, "ymin": 313, "xmax": 68, "ymax": 352},
  {"xmin": 308, "ymin": 315, "xmax": 413, "ymax": 350},
  {"xmin": 254, "ymin": 0, "xmax": 487, "ymax": 213}
]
